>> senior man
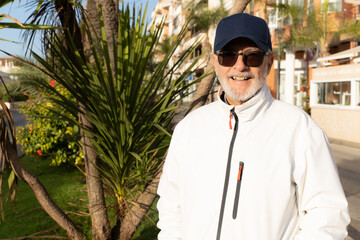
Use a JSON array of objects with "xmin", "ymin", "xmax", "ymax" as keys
[{"xmin": 157, "ymin": 13, "xmax": 350, "ymax": 240}]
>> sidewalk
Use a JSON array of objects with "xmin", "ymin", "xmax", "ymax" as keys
[{"xmin": 330, "ymin": 143, "xmax": 360, "ymax": 240}]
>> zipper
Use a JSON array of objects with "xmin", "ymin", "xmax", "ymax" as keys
[
  {"xmin": 233, "ymin": 161, "xmax": 244, "ymax": 219},
  {"xmin": 229, "ymin": 112, "xmax": 233, "ymax": 130},
  {"xmin": 216, "ymin": 107, "xmax": 239, "ymax": 240}
]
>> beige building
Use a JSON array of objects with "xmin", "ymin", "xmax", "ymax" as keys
[
  {"xmin": 0, "ymin": 57, "xmax": 18, "ymax": 82},
  {"xmin": 310, "ymin": 47, "xmax": 360, "ymax": 147},
  {"xmin": 308, "ymin": 0, "xmax": 360, "ymax": 147},
  {"xmin": 151, "ymin": 0, "xmax": 360, "ymax": 146},
  {"xmin": 0, "ymin": 57, "xmax": 18, "ymax": 73}
]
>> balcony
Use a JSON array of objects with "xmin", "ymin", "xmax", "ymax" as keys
[
  {"xmin": 183, "ymin": 32, "xmax": 206, "ymax": 52},
  {"xmin": 160, "ymin": 0, "xmax": 172, "ymax": 10}
]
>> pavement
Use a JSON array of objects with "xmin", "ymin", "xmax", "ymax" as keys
[{"xmin": 330, "ymin": 143, "xmax": 360, "ymax": 240}]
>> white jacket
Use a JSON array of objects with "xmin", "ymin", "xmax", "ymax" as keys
[{"xmin": 157, "ymin": 84, "xmax": 350, "ymax": 240}]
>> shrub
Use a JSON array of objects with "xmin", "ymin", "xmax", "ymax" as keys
[
  {"xmin": 16, "ymin": 80, "xmax": 83, "ymax": 166},
  {"xmin": 0, "ymin": 80, "xmax": 28, "ymax": 102}
]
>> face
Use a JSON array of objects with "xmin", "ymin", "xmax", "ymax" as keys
[{"xmin": 212, "ymin": 38, "xmax": 273, "ymax": 105}]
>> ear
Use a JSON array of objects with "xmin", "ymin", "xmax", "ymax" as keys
[
  {"xmin": 267, "ymin": 53, "xmax": 274, "ymax": 75},
  {"xmin": 212, "ymin": 53, "xmax": 218, "ymax": 73}
]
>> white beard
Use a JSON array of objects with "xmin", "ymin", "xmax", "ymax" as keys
[{"xmin": 217, "ymin": 63, "xmax": 268, "ymax": 103}]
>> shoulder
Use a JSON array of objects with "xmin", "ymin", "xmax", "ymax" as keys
[
  {"xmin": 175, "ymin": 101, "xmax": 222, "ymax": 128},
  {"xmin": 270, "ymin": 100, "xmax": 316, "ymax": 126},
  {"xmin": 269, "ymin": 100, "xmax": 326, "ymax": 142}
]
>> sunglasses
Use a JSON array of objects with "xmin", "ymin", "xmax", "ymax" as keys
[{"xmin": 215, "ymin": 50, "xmax": 269, "ymax": 67}]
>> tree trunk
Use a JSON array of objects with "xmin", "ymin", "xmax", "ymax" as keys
[
  {"xmin": 84, "ymin": 0, "xmax": 101, "ymax": 61},
  {"xmin": 229, "ymin": 0, "xmax": 251, "ymax": 15},
  {"xmin": 55, "ymin": 2, "xmax": 111, "ymax": 239},
  {"xmin": 79, "ymin": 108, "xmax": 111, "ymax": 240},
  {"xmin": 187, "ymin": 0, "xmax": 252, "ymax": 113},
  {"xmin": 1, "ymin": 138, "xmax": 85, "ymax": 240},
  {"xmin": 186, "ymin": 36, "xmax": 215, "ymax": 115},
  {"xmin": 117, "ymin": 165, "xmax": 163, "ymax": 240},
  {"xmin": 97, "ymin": 0, "xmax": 118, "ymax": 72}
]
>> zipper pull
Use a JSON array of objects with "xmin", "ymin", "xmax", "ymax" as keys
[
  {"xmin": 229, "ymin": 112, "xmax": 233, "ymax": 130},
  {"xmin": 233, "ymin": 161, "xmax": 244, "ymax": 219}
]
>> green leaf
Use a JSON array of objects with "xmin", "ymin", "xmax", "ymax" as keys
[
  {"xmin": 0, "ymin": 0, "xmax": 14, "ymax": 9},
  {"xmin": 7, "ymin": 171, "xmax": 15, "ymax": 190},
  {"xmin": 0, "ymin": 38, "xmax": 23, "ymax": 44},
  {"xmin": 14, "ymin": 3, "xmax": 205, "ymax": 202},
  {"xmin": 0, "ymin": 22, "xmax": 61, "ymax": 30}
]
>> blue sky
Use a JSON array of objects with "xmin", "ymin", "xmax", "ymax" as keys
[{"xmin": 0, "ymin": 0, "xmax": 157, "ymax": 57}]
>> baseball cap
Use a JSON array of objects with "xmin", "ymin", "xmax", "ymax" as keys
[{"xmin": 214, "ymin": 13, "xmax": 272, "ymax": 53}]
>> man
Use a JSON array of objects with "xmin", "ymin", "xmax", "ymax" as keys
[{"xmin": 157, "ymin": 13, "xmax": 350, "ymax": 240}]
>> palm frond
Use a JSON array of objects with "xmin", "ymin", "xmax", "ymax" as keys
[{"xmin": 14, "ymin": 3, "xmax": 205, "ymax": 205}]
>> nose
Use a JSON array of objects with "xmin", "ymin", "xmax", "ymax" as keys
[{"xmin": 232, "ymin": 54, "xmax": 249, "ymax": 71}]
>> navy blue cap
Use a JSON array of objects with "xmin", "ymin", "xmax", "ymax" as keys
[{"xmin": 214, "ymin": 13, "xmax": 272, "ymax": 53}]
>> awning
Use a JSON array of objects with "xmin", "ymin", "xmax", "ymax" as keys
[
  {"xmin": 344, "ymin": 0, "xmax": 360, "ymax": 4},
  {"xmin": 317, "ymin": 46, "xmax": 360, "ymax": 63}
]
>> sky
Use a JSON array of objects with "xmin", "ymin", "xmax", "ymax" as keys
[{"xmin": 0, "ymin": 0, "xmax": 158, "ymax": 58}]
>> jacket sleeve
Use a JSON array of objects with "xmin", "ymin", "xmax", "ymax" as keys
[
  {"xmin": 157, "ymin": 126, "xmax": 184, "ymax": 240},
  {"xmin": 293, "ymin": 126, "xmax": 350, "ymax": 240}
]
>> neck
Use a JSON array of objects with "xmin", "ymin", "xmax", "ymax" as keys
[{"xmin": 225, "ymin": 94, "xmax": 246, "ymax": 105}]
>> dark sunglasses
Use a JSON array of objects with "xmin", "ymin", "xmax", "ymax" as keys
[{"xmin": 215, "ymin": 50, "xmax": 269, "ymax": 67}]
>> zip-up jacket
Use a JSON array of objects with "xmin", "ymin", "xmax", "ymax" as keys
[{"xmin": 157, "ymin": 84, "xmax": 350, "ymax": 240}]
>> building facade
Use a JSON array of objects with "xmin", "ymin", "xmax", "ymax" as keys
[
  {"xmin": 0, "ymin": 57, "xmax": 18, "ymax": 82},
  {"xmin": 151, "ymin": 0, "xmax": 360, "ymax": 146}
]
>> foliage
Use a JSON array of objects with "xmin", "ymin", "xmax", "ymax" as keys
[
  {"xmin": 1, "ymin": 1, "xmax": 205, "ymax": 237},
  {"xmin": 0, "ymin": 98, "xmax": 18, "ymax": 222},
  {"xmin": 336, "ymin": 18, "xmax": 360, "ymax": 41},
  {"xmin": 16, "ymin": 79, "xmax": 83, "ymax": 166},
  {"xmin": 0, "ymin": 0, "xmax": 60, "ymax": 46},
  {"xmin": 0, "ymin": 80, "xmax": 26, "ymax": 102},
  {"xmin": 0, "ymin": 154, "xmax": 160, "ymax": 239},
  {"xmin": 132, "ymin": 198, "xmax": 159, "ymax": 239},
  {"xmin": 185, "ymin": 0, "xmax": 228, "ymax": 31},
  {"xmin": 0, "ymin": 155, "xmax": 91, "ymax": 238},
  {"xmin": 277, "ymin": 3, "xmax": 316, "ymax": 50},
  {"xmin": 20, "ymin": 1, "xmax": 204, "ymax": 219},
  {"xmin": 277, "ymin": 1, "xmax": 357, "ymax": 56}
]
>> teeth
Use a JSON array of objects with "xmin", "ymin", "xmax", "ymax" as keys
[{"xmin": 232, "ymin": 76, "xmax": 248, "ymax": 80}]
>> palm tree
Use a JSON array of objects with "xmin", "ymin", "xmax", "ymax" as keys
[
  {"xmin": 2, "ymin": 2, "xmax": 205, "ymax": 240},
  {"xmin": 273, "ymin": 1, "xmax": 360, "ymax": 106},
  {"xmin": 278, "ymin": 0, "xmax": 358, "ymax": 58},
  {"xmin": 25, "ymin": 1, "xmax": 117, "ymax": 237}
]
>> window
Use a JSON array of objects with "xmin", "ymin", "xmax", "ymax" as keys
[
  {"xmin": 191, "ymin": 27, "xmax": 200, "ymax": 37},
  {"xmin": 173, "ymin": 16, "xmax": 179, "ymax": 30},
  {"xmin": 291, "ymin": 0, "xmax": 304, "ymax": 8},
  {"xmin": 195, "ymin": 46, "xmax": 202, "ymax": 57},
  {"xmin": 321, "ymin": 0, "xmax": 341, "ymax": 12},
  {"xmin": 318, "ymin": 81, "xmax": 351, "ymax": 105},
  {"xmin": 191, "ymin": 45, "xmax": 202, "ymax": 59},
  {"xmin": 268, "ymin": 8, "xmax": 277, "ymax": 32}
]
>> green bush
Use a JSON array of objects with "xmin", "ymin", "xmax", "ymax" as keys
[
  {"xmin": 16, "ymin": 80, "xmax": 83, "ymax": 166},
  {"xmin": 0, "ymin": 80, "xmax": 27, "ymax": 102}
]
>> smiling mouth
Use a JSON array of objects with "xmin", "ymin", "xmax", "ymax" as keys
[{"xmin": 231, "ymin": 76, "xmax": 251, "ymax": 80}]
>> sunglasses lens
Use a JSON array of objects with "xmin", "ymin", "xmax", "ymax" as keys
[
  {"xmin": 217, "ymin": 51, "xmax": 266, "ymax": 67},
  {"xmin": 244, "ymin": 52, "xmax": 265, "ymax": 67},
  {"xmin": 218, "ymin": 52, "xmax": 238, "ymax": 66}
]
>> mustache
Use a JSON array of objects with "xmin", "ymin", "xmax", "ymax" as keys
[{"xmin": 226, "ymin": 72, "xmax": 255, "ymax": 78}]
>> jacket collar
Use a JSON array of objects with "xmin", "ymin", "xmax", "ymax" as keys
[{"xmin": 218, "ymin": 84, "xmax": 273, "ymax": 122}]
